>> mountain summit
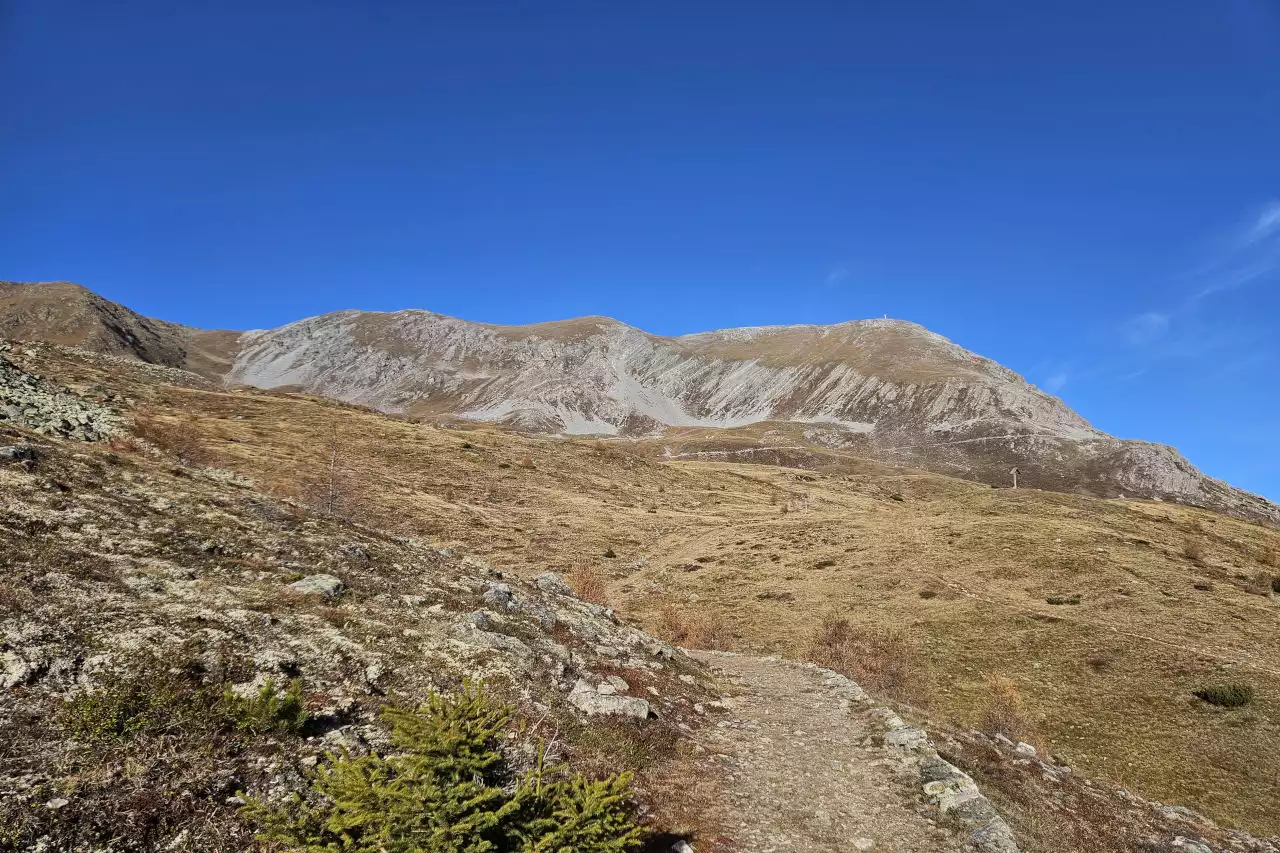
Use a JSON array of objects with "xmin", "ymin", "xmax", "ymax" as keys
[{"xmin": 3, "ymin": 280, "xmax": 1275, "ymax": 524}]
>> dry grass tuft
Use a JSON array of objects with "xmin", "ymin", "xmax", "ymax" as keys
[
  {"xmin": 1181, "ymin": 537, "xmax": 1206, "ymax": 564},
  {"xmin": 658, "ymin": 605, "xmax": 731, "ymax": 650},
  {"xmin": 106, "ymin": 434, "xmax": 143, "ymax": 454},
  {"xmin": 131, "ymin": 411, "xmax": 209, "ymax": 466},
  {"xmin": 567, "ymin": 565, "xmax": 610, "ymax": 605},
  {"xmin": 807, "ymin": 615, "xmax": 928, "ymax": 705},
  {"xmin": 979, "ymin": 674, "xmax": 1045, "ymax": 753},
  {"xmin": 1242, "ymin": 572, "xmax": 1274, "ymax": 597}
]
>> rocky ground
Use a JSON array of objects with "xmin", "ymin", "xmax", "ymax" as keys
[{"xmin": 0, "ymin": 342, "xmax": 119, "ymax": 441}]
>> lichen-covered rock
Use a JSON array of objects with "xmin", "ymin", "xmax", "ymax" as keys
[
  {"xmin": 568, "ymin": 678, "xmax": 651, "ymax": 719},
  {"xmin": 287, "ymin": 573, "xmax": 344, "ymax": 598},
  {"xmin": 533, "ymin": 571, "xmax": 575, "ymax": 596},
  {"xmin": 0, "ymin": 349, "xmax": 118, "ymax": 441}
]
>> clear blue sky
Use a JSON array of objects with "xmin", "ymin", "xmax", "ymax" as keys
[{"xmin": 3, "ymin": 1, "xmax": 1279, "ymax": 501}]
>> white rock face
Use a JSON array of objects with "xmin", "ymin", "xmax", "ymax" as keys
[{"xmin": 225, "ymin": 309, "xmax": 1279, "ymax": 525}]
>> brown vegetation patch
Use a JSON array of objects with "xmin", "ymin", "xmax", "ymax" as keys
[{"xmin": 807, "ymin": 615, "xmax": 928, "ymax": 705}]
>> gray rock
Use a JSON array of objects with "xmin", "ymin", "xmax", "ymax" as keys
[
  {"xmin": 337, "ymin": 542, "xmax": 370, "ymax": 562},
  {"xmin": 533, "ymin": 571, "xmax": 574, "ymax": 596},
  {"xmin": 467, "ymin": 610, "xmax": 495, "ymax": 631},
  {"xmin": 1171, "ymin": 839, "xmax": 1212, "ymax": 853},
  {"xmin": 567, "ymin": 679, "xmax": 651, "ymax": 719},
  {"xmin": 288, "ymin": 573, "xmax": 345, "ymax": 598},
  {"xmin": 0, "ymin": 444, "xmax": 37, "ymax": 463},
  {"xmin": 482, "ymin": 582, "xmax": 513, "ymax": 608}
]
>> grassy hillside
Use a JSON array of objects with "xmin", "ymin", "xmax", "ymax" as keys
[{"xmin": 20, "ymin": 341, "xmax": 1280, "ymax": 840}]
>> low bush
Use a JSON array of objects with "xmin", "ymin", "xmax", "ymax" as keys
[
  {"xmin": 225, "ymin": 679, "xmax": 310, "ymax": 736},
  {"xmin": 658, "ymin": 605, "xmax": 731, "ymax": 651},
  {"xmin": 1046, "ymin": 595, "xmax": 1081, "ymax": 606},
  {"xmin": 807, "ymin": 615, "xmax": 927, "ymax": 704},
  {"xmin": 979, "ymin": 674, "xmax": 1045, "ymax": 752},
  {"xmin": 1242, "ymin": 572, "xmax": 1273, "ymax": 596},
  {"xmin": 243, "ymin": 683, "xmax": 644, "ymax": 853},
  {"xmin": 59, "ymin": 663, "xmax": 309, "ymax": 745},
  {"xmin": 131, "ymin": 412, "xmax": 209, "ymax": 466},
  {"xmin": 569, "ymin": 565, "xmax": 610, "ymax": 604},
  {"xmin": 1181, "ymin": 537, "xmax": 1206, "ymax": 564},
  {"xmin": 1193, "ymin": 684, "xmax": 1254, "ymax": 708},
  {"xmin": 1272, "ymin": 576, "xmax": 1280, "ymax": 595}
]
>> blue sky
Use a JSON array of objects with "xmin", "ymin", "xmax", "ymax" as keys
[{"xmin": 3, "ymin": 1, "xmax": 1279, "ymax": 500}]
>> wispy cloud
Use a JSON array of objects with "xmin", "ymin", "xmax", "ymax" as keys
[
  {"xmin": 1121, "ymin": 311, "xmax": 1170, "ymax": 346},
  {"xmin": 1064, "ymin": 201, "xmax": 1280, "ymax": 394},
  {"xmin": 1192, "ymin": 199, "xmax": 1280, "ymax": 300},
  {"xmin": 1042, "ymin": 371, "xmax": 1069, "ymax": 393},
  {"xmin": 824, "ymin": 266, "xmax": 850, "ymax": 286},
  {"xmin": 1245, "ymin": 201, "xmax": 1280, "ymax": 243}
]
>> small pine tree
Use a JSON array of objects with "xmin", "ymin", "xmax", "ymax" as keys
[
  {"xmin": 511, "ymin": 774, "xmax": 645, "ymax": 853},
  {"xmin": 242, "ymin": 683, "xmax": 644, "ymax": 853}
]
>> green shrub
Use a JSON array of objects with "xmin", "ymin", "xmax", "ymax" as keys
[
  {"xmin": 242, "ymin": 682, "xmax": 643, "ymax": 853},
  {"xmin": 1193, "ymin": 684, "xmax": 1254, "ymax": 708},
  {"xmin": 60, "ymin": 663, "xmax": 309, "ymax": 745},
  {"xmin": 225, "ymin": 679, "xmax": 309, "ymax": 736},
  {"xmin": 59, "ymin": 664, "xmax": 214, "ymax": 744}
]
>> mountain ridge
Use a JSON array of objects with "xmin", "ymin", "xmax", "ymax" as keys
[{"xmin": 3, "ymin": 279, "xmax": 1275, "ymax": 525}]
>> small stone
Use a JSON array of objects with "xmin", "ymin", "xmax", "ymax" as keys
[
  {"xmin": 467, "ymin": 610, "xmax": 495, "ymax": 631},
  {"xmin": 1015, "ymin": 741, "xmax": 1038, "ymax": 757},
  {"xmin": 604, "ymin": 675, "xmax": 630, "ymax": 693},
  {"xmin": 853, "ymin": 839, "xmax": 876, "ymax": 851},
  {"xmin": 288, "ymin": 573, "xmax": 344, "ymax": 598},
  {"xmin": 46, "ymin": 798, "xmax": 69, "ymax": 809},
  {"xmin": 482, "ymin": 582, "xmax": 512, "ymax": 607},
  {"xmin": 671, "ymin": 842, "xmax": 695, "ymax": 853}
]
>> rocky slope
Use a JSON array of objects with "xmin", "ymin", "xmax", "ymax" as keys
[
  {"xmin": 0, "ymin": 281, "xmax": 239, "ymax": 378},
  {"xmin": 4, "ymin": 281, "xmax": 1276, "ymax": 524}
]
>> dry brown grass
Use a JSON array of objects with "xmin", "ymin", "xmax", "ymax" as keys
[
  {"xmin": 807, "ymin": 615, "xmax": 928, "ymax": 705},
  {"xmin": 1240, "ymin": 571, "xmax": 1274, "ymax": 596},
  {"xmin": 657, "ymin": 605, "xmax": 731, "ymax": 650},
  {"xmin": 106, "ymin": 434, "xmax": 143, "ymax": 454},
  {"xmin": 1181, "ymin": 536, "xmax": 1206, "ymax": 564},
  {"xmin": 567, "ymin": 565, "xmax": 610, "ymax": 605},
  {"xmin": 25, "ymin": 346, "xmax": 1280, "ymax": 836},
  {"xmin": 131, "ymin": 411, "xmax": 209, "ymax": 466},
  {"xmin": 979, "ymin": 674, "xmax": 1045, "ymax": 754}
]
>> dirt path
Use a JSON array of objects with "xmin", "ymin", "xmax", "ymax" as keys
[{"xmin": 682, "ymin": 651, "xmax": 977, "ymax": 853}]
